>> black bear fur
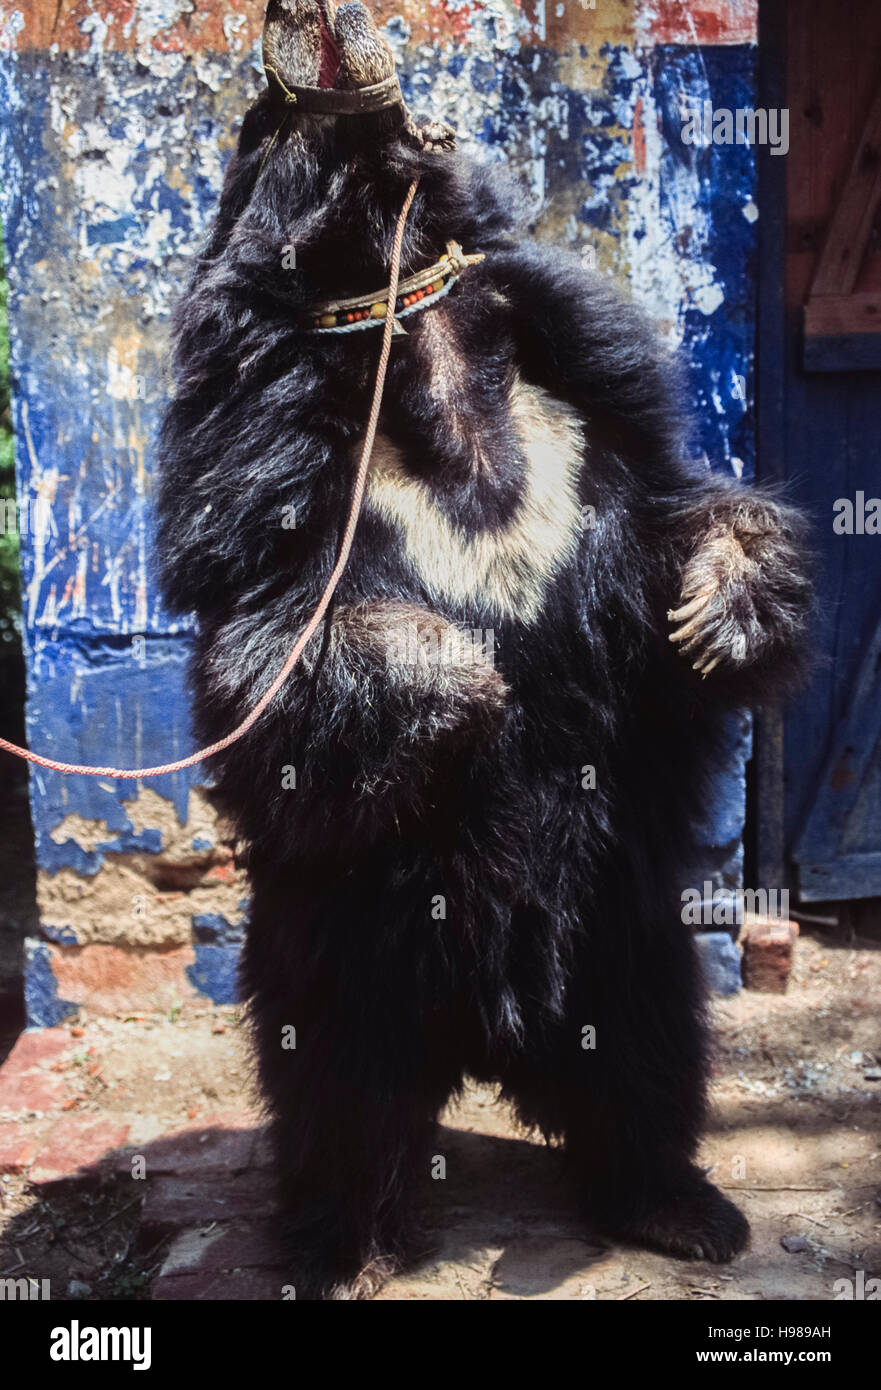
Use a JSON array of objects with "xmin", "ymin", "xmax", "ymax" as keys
[{"xmin": 156, "ymin": 0, "xmax": 810, "ymax": 1299}]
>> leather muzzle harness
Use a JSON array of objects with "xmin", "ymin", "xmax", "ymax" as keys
[{"xmin": 265, "ymin": 64, "xmax": 405, "ymax": 115}]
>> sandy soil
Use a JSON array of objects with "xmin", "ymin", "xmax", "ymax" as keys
[{"xmin": 0, "ymin": 928, "xmax": 878, "ymax": 1300}]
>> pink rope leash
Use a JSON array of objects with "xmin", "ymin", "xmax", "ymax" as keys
[{"xmin": 0, "ymin": 176, "xmax": 421, "ymax": 781}]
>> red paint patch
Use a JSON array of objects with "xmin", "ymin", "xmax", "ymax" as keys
[
  {"xmin": 386, "ymin": 0, "xmax": 487, "ymax": 46},
  {"xmin": 0, "ymin": 1, "xmax": 264, "ymax": 54},
  {"xmin": 103, "ymin": 0, "xmax": 138, "ymax": 26},
  {"xmin": 644, "ymin": 0, "xmax": 756, "ymax": 46},
  {"xmin": 151, "ymin": 32, "xmax": 184, "ymax": 54},
  {"xmin": 436, "ymin": 0, "xmax": 483, "ymax": 44}
]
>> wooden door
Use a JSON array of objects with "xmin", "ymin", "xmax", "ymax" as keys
[{"xmin": 758, "ymin": 0, "xmax": 881, "ymax": 905}]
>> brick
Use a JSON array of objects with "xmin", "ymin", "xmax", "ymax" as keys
[
  {"xmin": 115, "ymin": 1113, "xmax": 263, "ymax": 1177},
  {"xmin": 152, "ymin": 1265, "xmax": 292, "ymax": 1301},
  {"xmin": 137, "ymin": 1172, "xmax": 276, "ymax": 1246},
  {"xmin": 29, "ymin": 1116, "xmax": 131, "ymax": 1185},
  {"xmin": 2, "ymin": 1028, "xmax": 72, "ymax": 1073},
  {"xmin": 742, "ymin": 918, "xmax": 799, "ymax": 994},
  {"xmin": 0, "ymin": 1070, "xmax": 66, "ymax": 1116},
  {"xmin": 47, "ymin": 945, "xmax": 199, "ymax": 1018},
  {"xmin": 159, "ymin": 1219, "xmax": 283, "ymax": 1278},
  {"xmin": 0, "ymin": 1121, "xmax": 40, "ymax": 1174}
]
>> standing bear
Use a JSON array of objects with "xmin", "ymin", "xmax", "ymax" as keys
[{"xmin": 156, "ymin": 0, "xmax": 810, "ymax": 1299}]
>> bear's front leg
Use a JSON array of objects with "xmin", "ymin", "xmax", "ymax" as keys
[
  {"xmin": 667, "ymin": 487, "xmax": 810, "ymax": 694},
  {"xmin": 198, "ymin": 597, "xmax": 510, "ymax": 851}
]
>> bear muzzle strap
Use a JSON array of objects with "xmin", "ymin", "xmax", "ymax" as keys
[{"xmin": 265, "ymin": 63, "xmax": 404, "ymax": 115}]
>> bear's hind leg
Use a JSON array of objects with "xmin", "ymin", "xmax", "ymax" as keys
[
  {"xmin": 504, "ymin": 892, "xmax": 749, "ymax": 1263},
  {"xmin": 578, "ymin": 917, "xmax": 748, "ymax": 1261},
  {"xmin": 242, "ymin": 867, "xmax": 460, "ymax": 1299}
]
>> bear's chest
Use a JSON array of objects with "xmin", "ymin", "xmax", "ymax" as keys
[{"xmin": 365, "ymin": 376, "xmax": 585, "ymax": 625}]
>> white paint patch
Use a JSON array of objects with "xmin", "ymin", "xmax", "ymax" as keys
[
  {"xmin": 222, "ymin": 11, "xmax": 248, "ymax": 57},
  {"xmin": 365, "ymin": 378, "xmax": 584, "ymax": 626},
  {"xmin": 134, "ymin": 0, "xmax": 194, "ymax": 50},
  {"xmin": 623, "ymin": 76, "xmax": 724, "ymax": 347},
  {"xmin": 195, "ymin": 54, "xmax": 229, "ymax": 95},
  {"xmin": 79, "ymin": 12, "xmax": 109, "ymax": 53},
  {"xmin": 383, "ymin": 4, "xmax": 557, "ymax": 217},
  {"xmin": 20, "ymin": 401, "xmax": 60, "ymax": 630},
  {"xmin": 693, "ymin": 282, "xmax": 725, "ymax": 316},
  {"xmin": 74, "ymin": 160, "xmax": 137, "ymax": 220},
  {"xmin": 0, "ymin": 8, "xmax": 24, "ymax": 52}
]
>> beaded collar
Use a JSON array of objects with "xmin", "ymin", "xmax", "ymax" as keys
[{"xmin": 307, "ymin": 240, "xmax": 484, "ymax": 334}]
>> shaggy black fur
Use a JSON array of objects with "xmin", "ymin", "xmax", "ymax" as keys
[{"xmin": 156, "ymin": 2, "xmax": 810, "ymax": 1300}]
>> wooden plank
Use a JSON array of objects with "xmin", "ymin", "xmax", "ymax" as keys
[
  {"xmin": 784, "ymin": 0, "xmax": 824, "ymax": 308},
  {"xmin": 799, "ymin": 853, "xmax": 881, "ymax": 903},
  {"xmin": 755, "ymin": 0, "xmax": 790, "ymax": 893},
  {"xmin": 804, "ymin": 291, "xmax": 881, "ymax": 336},
  {"xmin": 803, "ymin": 333, "xmax": 881, "ymax": 372},
  {"xmin": 786, "ymin": 6, "xmax": 881, "ymax": 306},
  {"xmin": 794, "ymin": 604, "xmax": 881, "ymax": 895},
  {"xmin": 809, "ymin": 76, "xmax": 881, "ymax": 296},
  {"xmin": 781, "ymin": 2, "xmax": 881, "ymax": 904}
]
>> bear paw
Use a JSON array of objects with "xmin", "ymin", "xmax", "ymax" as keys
[
  {"xmin": 667, "ymin": 532, "xmax": 766, "ymax": 677},
  {"xmin": 281, "ymin": 1249, "xmax": 402, "ymax": 1301},
  {"xmin": 616, "ymin": 1178, "xmax": 750, "ymax": 1263},
  {"xmin": 668, "ymin": 494, "xmax": 809, "ymax": 682}
]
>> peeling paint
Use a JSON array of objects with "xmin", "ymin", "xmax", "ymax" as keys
[
  {"xmin": 36, "ymin": 785, "xmax": 245, "ymax": 949},
  {"xmin": 25, "ymin": 939, "xmax": 78, "ymax": 1027},
  {"xmin": 636, "ymin": 0, "xmax": 756, "ymax": 46},
  {"xmin": 37, "ymin": 854, "xmax": 246, "ymax": 949},
  {"xmin": 0, "ymin": 1, "xmax": 758, "ymax": 1019}
]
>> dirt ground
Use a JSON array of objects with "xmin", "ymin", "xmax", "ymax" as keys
[{"xmin": 0, "ymin": 927, "xmax": 879, "ymax": 1301}]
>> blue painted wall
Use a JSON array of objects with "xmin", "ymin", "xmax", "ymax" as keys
[{"xmin": 0, "ymin": 1, "xmax": 759, "ymax": 1018}]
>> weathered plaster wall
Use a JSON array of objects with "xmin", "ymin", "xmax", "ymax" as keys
[{"xmin": 0, "ymin": 0, "xmax": 758, "ymax": 1022}]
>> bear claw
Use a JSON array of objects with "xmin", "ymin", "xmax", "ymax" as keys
[{"xmin": 608, "ymin": 1180, "xmax": 750, "ymax": 1264}]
